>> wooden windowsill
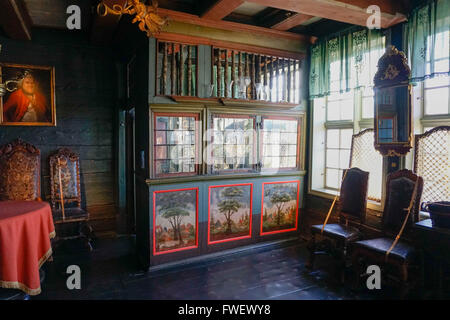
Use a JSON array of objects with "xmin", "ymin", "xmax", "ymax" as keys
[
  {"xmin": 146, "ymin": 170, "xmax": 307, "ymax": 186},
  {"xmin": 163, "ymin": 95, "xmax": 301, "ymax": 109},
  {"xmin": 220, "ymin": 98, "xmax": 300, "ymax": 109},
  {"xmin": 308, "ymin": 188, "xmax": 383, "ymax": 212}
]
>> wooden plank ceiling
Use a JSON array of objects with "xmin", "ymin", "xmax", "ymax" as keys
[{"xmin": 0, "ymin": 0, "xmax": 412, "ymax": 43}]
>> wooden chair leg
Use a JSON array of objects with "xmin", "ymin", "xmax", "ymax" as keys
[
  {"xmin": 351, "ymin": 250, "xmax": 363, "ymax": 290},
  {"xmin": 398, "ymin": 263, "xmax": 410, "ymax": 299},
  {"xmin": 400, "ymin": 263, "xmax": 408, "ymax": 282},
  {"xmin": 339, "ymin": 243, "xmax": 348, "ymax": 284},
  {"xmin": 80, "ymin": 222, "xmax": 93, "ymax": 252},
  {"xmin": 306, "ymin": 233, "xmax": 316, "ymax": 270}
]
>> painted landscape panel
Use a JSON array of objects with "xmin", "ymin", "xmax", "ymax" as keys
[
  {"xmin": 261, "ymin": 181, "xmax": 299, "ymax": 235},
  {"xmin": 209, "ymin": 184, "xmax": 252, "ymax": 244},
  {"xmin": 154, "ymin": 188, "xmax": 198, "ymax": 254}
]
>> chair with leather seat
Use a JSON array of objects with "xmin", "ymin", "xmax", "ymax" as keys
[
  {"xmin": 351, "ymin": 169, "xmax": 423, "ymax": 295},
  {"xmin": 307, "ymin": 167, "xmax": 369, "ymax": 281}
]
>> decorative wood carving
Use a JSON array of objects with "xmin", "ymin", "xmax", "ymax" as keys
[
  {"xmin": 374, "ymin": 46, "xmax": 411, "ymax": 88},
  {"xmin": 374, "ymin": 45, "xmax": 413, "ymax": 156},
  {"xmin": 0, "ymin": 138, "xmax": 41, "ymax": 201}
]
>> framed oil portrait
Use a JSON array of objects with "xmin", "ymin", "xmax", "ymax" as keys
[{"xmin": 0, "ymin": 63, "xmax": 56, "ymax": 126}]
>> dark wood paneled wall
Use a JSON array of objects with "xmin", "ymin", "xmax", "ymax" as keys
[{"xmin": 0, "ymin": 29, "xmax": 118, "ymax": 236}]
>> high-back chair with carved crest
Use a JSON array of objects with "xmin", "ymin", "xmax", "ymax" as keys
[
  {"xmin": 49, "ymin": 148, "xmax": 92, "ymax": 250},
  {"xmin": 351, "ymin": 169, "xmax": 423, "ymax": 295},
  {"xmin": 308, "ymin": 167, "xmax": 369, "ymax": 282},
  {"xmin": 0, "ymin": 138, "xmax": 41, "ymax": 201}
]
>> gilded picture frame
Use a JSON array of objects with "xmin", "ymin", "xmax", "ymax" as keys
[{"xmin": 0, "ymin": 62, "xmax": 56, "ymax": 126}]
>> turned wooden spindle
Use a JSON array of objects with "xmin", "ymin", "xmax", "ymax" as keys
[
  {"xmin": 232, "ymin": 50, "xmax": 236, "ymax": 99},
  {"xmin": 178, "ymin": 44, "xmax": 183, "ymax": 96},
  {"xmin": 225, "ymin": 49, "xmax": 229, "ymax": 98},
  {"xmin": 171, "ymin": 43, "xmax": 176, "ymax": 95},
  {"xmin": 251, "ymin": 54, "xmax": 256, "ymax": 99},
  {"xmin": 276, "ymin": 58, "xmax": 280, "ymax": 102},
  {"xmin": 269, "ymin": 57, "xmax": 274, "ymax": 101},
  {"xmin": 287, "ymin": 59, "xmax": 291, "ymax": 103},
  {"xmin": 217, "ymin": 49, "xmax": 222, "ymax": 97},
  {"xmin": 264, "ymin": 56, "xmax": 268, "ymax": 87},
  {"xmin": 162, "ymin": 42, "xmax": 167, "ymax": 95},
  {"xmin": 187, "ymin": 45, "xmax": 192, "ymax": 96}
]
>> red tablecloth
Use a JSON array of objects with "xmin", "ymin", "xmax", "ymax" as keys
[{"xmin": 0, "ymin": 201, "xmax": 55, "ymax": 295}]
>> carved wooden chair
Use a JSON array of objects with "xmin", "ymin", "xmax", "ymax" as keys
[
  {"xmin": 49, "ymin": 148, "xmax": 92, "ymax": 250},
  {"xmin": 308, "ymin": 167, "xmax": 369, "ymax": 282},
  {"xmin": 351, "ymin": 169, "xmax": 423, "ymax": 296},
  {"xmin": 0, "ymin": 138, "xmax": 41, "ymax": 201},
  {"xmin": 0, "ymin": 139, "xmax": 42, "ymax": 299}
]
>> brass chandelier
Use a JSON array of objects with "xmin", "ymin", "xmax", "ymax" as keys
[{"xmin": 97, "ymin": 0, "xmax": 168, "ymax": 37}]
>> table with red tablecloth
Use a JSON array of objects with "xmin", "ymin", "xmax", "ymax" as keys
[{"xmin": 0, "ymin": 201, "xmax": 55, "ymax": 295}]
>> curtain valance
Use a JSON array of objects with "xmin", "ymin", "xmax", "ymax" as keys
[
  {"xmin": 309, "ymin": 28, "xmax": 385, "ymax": 98},
  {"xmin": 404, "ymin": 0, "xmax": 450, "ymax": 83}
]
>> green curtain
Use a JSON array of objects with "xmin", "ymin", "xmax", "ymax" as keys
[
  {"xmin": 309, "ymin": 28, "xmax": 385, "ymax": 98},
  {"xmin": 405, "ymin": 0, "xmax": 450, "ymax": 83}
]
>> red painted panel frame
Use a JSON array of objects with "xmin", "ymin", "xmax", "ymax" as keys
[
  {"xmin": 208, "ymin": 183, "xmax": 253, "ymax": 245},
  {"xmin": 153, "ymin": 187, "xmax": 199, "ymax": 256},
  {"xmin": 260, "ymin": 180, "xmax": 300, "ymax": 236}
]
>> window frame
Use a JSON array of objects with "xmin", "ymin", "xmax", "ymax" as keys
[
  {"xmin": 324, "ymin": 127, "xmax": 354, "ymax": 190},
  {"xmin": 206, "ymin": 108, "xmax": 305, "ymax": 175},
  {"xmin": 310, "ymin": 34, "xmax": 386, "ymax": 203},
  {"xmin": 209, "ymin": 112, "xmax": 258, "ymax": 175},
  {"xmin": 260, "ymin": 115, "xmax": 302, "ymax": 173},
  {"xmin": 422, "ymin": 29, "xmax": 450, "ymax": 118},
  {"xmin": 152, "ymin": 111, "xmax": 201, "ymax": 178},
  {"xmin": 150, "ymin": 106, "xmax": 306, "ymax": 180},
  {"xmin": 421, "ymin": 80, "xmax": 450, "ymax": 119},
  {"xmin": 309, "ymin": 96, "xmax": 383, "ymax": 211},
  {"xmin": 309, "ymin": 88, "xmax": 383, "ymax": 205}
]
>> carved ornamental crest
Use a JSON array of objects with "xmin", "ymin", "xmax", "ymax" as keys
[{"xmin": 374, "ymin": 46, "xmax": 411, "ymax": 87}]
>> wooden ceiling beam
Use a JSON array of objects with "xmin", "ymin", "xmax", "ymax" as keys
[
  {"xmin": 0, "ymin": 0, "xmax": 32, "ymax": 40},
  {"xmin": 271, "ymin": 13, "xmax": 315, "ymax": 31},
  {"xmin": 201, "ymin": 0, "xmax": 245, "ymax": 20},
  {"xmin": 156, "ymin": 32, "xmax": 305, "ymax": 60},
  {"xmin": 158, "ymin": 8, "xmax": 310, "ymax": 42},
  {"xmin": 247, "ymin": 0, "xmax": 407, "ymax": 28},
  {"xmin": 90, "ymin": 0, "xmax": 127, "ymax": 44}
]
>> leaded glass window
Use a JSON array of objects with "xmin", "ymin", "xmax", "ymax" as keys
[
  {"xmin": 153, "ymin": 113, "xmax": 199, "ymax": 177},
  {"xmin": 261, "ymin": 117, "xmax": 299, "ymax": 170},
  {"xmin": 210, "ymin": 114, "xmax": 256, "ymax": 173}
]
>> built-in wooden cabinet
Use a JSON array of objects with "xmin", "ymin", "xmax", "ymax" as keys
[{"xmin": 136, "ymin": 37, "xmax": 307, "ymax": 269}]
